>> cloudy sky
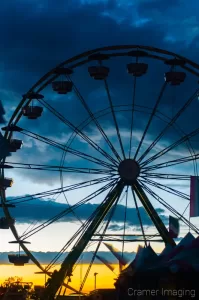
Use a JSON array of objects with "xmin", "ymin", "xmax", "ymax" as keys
[{"xmin": 1, "ymin": 0, "xmax": 199, "ymax": 280}]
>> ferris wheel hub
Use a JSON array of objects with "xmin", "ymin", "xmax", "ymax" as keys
[{"xmin": 118, "ymin": 159, "xmax": 140, "ymax": 185}]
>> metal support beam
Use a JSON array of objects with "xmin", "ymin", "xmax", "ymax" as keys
[
  {"xmin": 93, "ymin": 234, "xmax": 160, "ymax": 237},
  {"xmin": 42, "ymin": 180, "xmax": 124, "ymax": 300},
  {"xmin": 132, "ymin": 181, "xmax": 175, "ymax": 246},
  {"xmin": 91, "ymin": 239, "xmax": 163, "ymax": 242}
]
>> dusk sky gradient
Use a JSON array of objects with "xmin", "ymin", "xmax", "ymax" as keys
[{"xmin": 0, "ymin": 0, "xmax": 199, "ymax": 291}]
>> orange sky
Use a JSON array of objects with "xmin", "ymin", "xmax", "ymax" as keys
[
  {"xmin": 0, "ymin": 263, "xmax": 119, "ymax": 294},
  {"xmin": 0, "ymin": 243, "xmax": 166, "ymax": 294}
]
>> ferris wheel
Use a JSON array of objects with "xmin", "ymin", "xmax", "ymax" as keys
[{"xmin": 1, "ymin": 45, "xmax": 199, "ymax": 299}]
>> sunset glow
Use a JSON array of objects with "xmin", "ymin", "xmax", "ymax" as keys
[{"xmin": 0, "ymin": 264, "xmax": 118, "ymax": 294}]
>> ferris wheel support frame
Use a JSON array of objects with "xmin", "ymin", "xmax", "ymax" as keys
[
  {"xmin": 42, "ymin": 178, "xmax": 176, "ymax": 299},
  {"xmin": 41, "ymin": 180, "xmax": 124, "ymax": 300},
  {"xmin": 132, "ymin": 181, "xmax": 175, "ymax": 246}
]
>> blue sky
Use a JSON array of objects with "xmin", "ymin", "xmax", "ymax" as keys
[{"xmin": 1, "ymin": 0, "xmax": 199, "ymax": 265}]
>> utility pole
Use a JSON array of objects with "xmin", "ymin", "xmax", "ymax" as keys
[{"xmin": 94, "ymin": 272, "xmax": 98, "ymax": 290}]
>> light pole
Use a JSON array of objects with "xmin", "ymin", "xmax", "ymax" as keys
[{"xmin": 94, "ymin": 272, "xmax": 98, "ymax": 290}]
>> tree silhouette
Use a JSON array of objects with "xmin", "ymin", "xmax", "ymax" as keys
[{"xmin": 3, "ymin": 276, "xmax": 23, "ymax": 286}]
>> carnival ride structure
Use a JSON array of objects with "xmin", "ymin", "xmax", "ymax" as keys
[{"xmin": 0, "ymin": 45, "xmax": 199, "ymax": 299}]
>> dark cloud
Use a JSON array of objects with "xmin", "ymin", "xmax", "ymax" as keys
[
  {"xmin": 137, "ymin": 0, "xmax": 180, "ymax": 13},
  {"xmin": 1, "ymin": 0, "xmax": 198, "ymax": 196},
  {"xmin": 108, "ymin": 224, "xmax": 129, "ymax": 231},
  {"xmin": 4, "ymin": 198, "xmax": 168, "ymax": 226},
  {"xmin": 1, "ymin": 0, "xmax": 197, "ymax": 92}
]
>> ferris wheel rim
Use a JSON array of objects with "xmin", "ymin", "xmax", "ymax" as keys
[{"xmin": 1, "ymin": 44, "xmax": 199, "ymax": 294}]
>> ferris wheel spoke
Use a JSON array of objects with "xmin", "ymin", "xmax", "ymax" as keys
[
  {"xmin": 140, "ymin": 177, "xmax": 189, "ymax": 200},
  {"xmin": 47, "ymin": 187, "xmax": 126, "ymax": 272},
  {"xmin": 45, "ymin": 206, "xmax": 111, "ymax": 271},
  {"xmin": 132, "ymin": 180, "xmax": 175, "ymax": 246},
  {"xmin": 134, "ymin": 80, "xmax": 168, "ymax": 161},
  {"xmin": 46, "ymin": 234, "xmax": 95, "ymax": 272},
  {"xmin": 140, "ymin": 126, "xmax": 199, "ymax": 167},
  {"xmin": 18, "ymin": 128, "xmax": 115, "ymax": 169},
  {"xmin": 104, "ymin": 79, "xmax": 126, "ymax": 159},
  {"xmin": 140, "ymin": 180, "xmax": 198, "ymax": 233},
  {"xmin": 47, "ymin": 221, "xmax": 93, "ymax": 272},
  {"xmin": 8, "ymin": 175, "xmax": 115, "ymax": 206},
  {"xmin": 140, "ymin": 172, "xmax": 191, "ymax": 180},
  {"xmin": 45, "ymin": 222, "xmax": 101, "ymax": 271},
  {"xmin": 20, "ymin": 179, "xmax": 117, "ymax": 240},
  {"xmin": 142, "ymin": 153, "xmax": 199, "ymax": 172},
  {"xmin": 138, "ymin": 88, "xmax": 199, "ymax": 164},
  {"xmin": 39, "ymin": 98, "xmax": 118, "ymax": 166},
  {"xmin": 139, "ymin": 180, "xmax": 199, "ymax": 234},
  {"xmin": 5, "ymin": 161, "xmax": 116, "ymax": 175},
  {"xmin": 129, "ymin": 76, "xmax": 137, "ymax": 158},
  {"xmin": 68, "ymin": 76, "xmax": 122, "ymax": 163},
  {"xmin": 42, "ymin": 180, "xmax": 124, "ymax": 299}
]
